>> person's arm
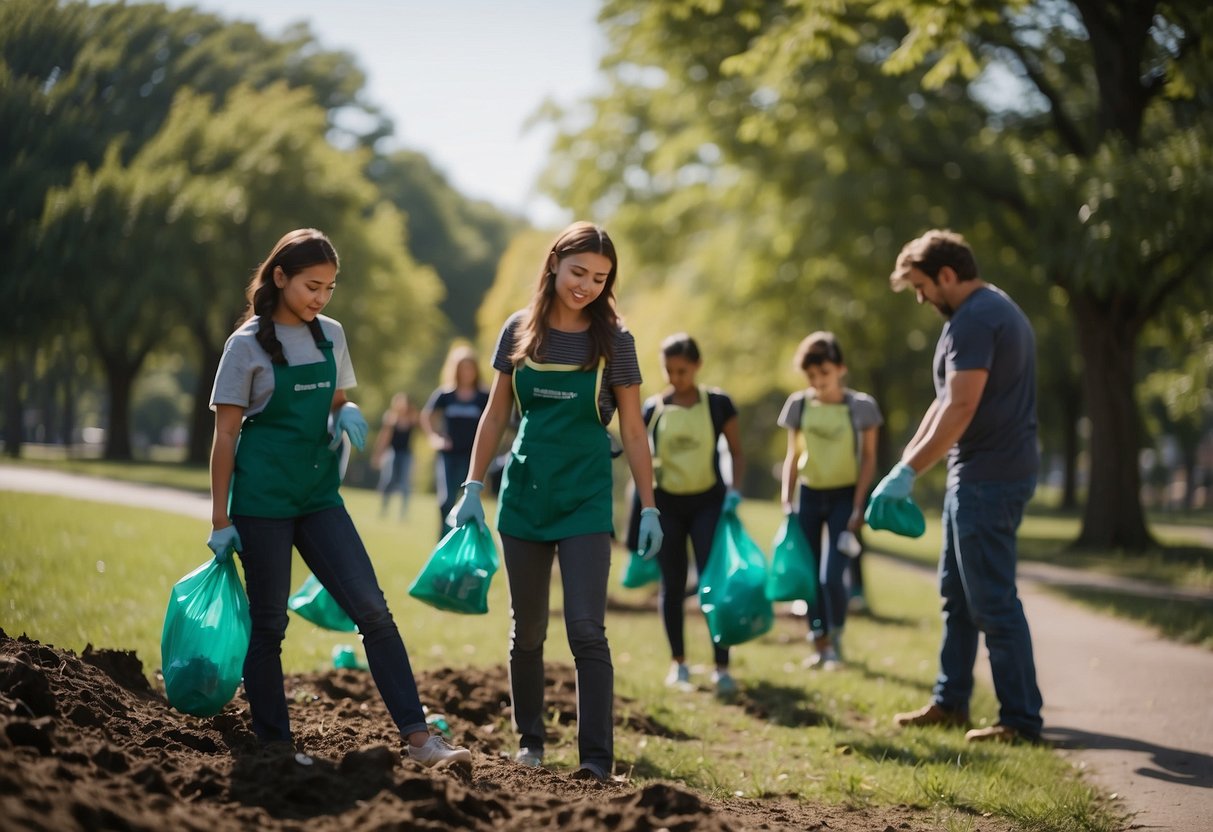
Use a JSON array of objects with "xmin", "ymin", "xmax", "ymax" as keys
[
  {"xmin": 850, "ymin": 425, "xmax": 879, "ymax": 531},
  {"xmin": 420, "ymin": 395, "xmax": 450, "ymax": 450},
  {"xmin": 210, "ymin": 404, "xmax": 244, "ymax": 530},
  {"xmin": 615, "ymin": 383, "xmax": 656, "ymax": 509},
  {"xmin": 331, "ymin": 388, "xmax": 350, "ymax": 410},
  {"xmin": 903, "ymin": 369, "xmax": 987, "ymax": 474},
  {"xmin": 371, "ymin": 411, "xmax": 393, "ymax": 468},
  {"xmin": 721, "ymin": 414, "xmax": 745, "ymax": 491},
  {"xmin": 464, "ymin": 371, "xmax": 515, "ymax": 484},
  {"xmin": 781, "ymin": 429, "xmax": 800, "ymax": 512}
]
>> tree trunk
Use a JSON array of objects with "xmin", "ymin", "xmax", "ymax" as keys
[
  {"xmin": 187, "ymin": 342, "xmax": 221, "ymax": 465},
  {"xmin": 102, "ymin": 362, "xmax": 135, "ymax": 461},
  {"xmin": 3, "ymin": 346, "xmax": 24, "ymax": 458},
  {"xmin": 1071, "ymin": 294, "xmax": 1153, "ymax": 550}
]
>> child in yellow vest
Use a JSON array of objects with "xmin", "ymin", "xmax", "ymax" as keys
[
  {"xmin": 640, "ymin": 333, "xmax": 746, "ymax": 695},
  {"xmin": 778, "ymin": 332, "xmax": 882, "ymax": 669}
]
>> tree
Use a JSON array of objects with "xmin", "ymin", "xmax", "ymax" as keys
[{"xmin": 542, "ymin": 0, "xmax": 1213, "ymax": 545}]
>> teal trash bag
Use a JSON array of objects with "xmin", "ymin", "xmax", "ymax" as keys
[
  {"xmin": 620, "ymin": 550, "xmax": 662, "ymax": 588},
  {"xmin": 288, "ymin": 573, "xmax": 357, "ymax": 632},
  {"xmin": 408, "ymin": 522, "xmax": 499, "ymax": 614},
  {"xmin": 698, "ymin": 510, "xmax": 775, "ymax": 647},
  {"xmin": 765, "ymin": 515, "xmax": 818, "ymax": 603},
  {"xmin": 161, "ymin": 555, "xmax": 251, "ymax": 717},
  {"xmin": 864, "ymin": 495, "xmax": 927, "ymax": 538}
]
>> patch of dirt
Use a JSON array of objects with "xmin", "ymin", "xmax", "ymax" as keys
[{"xmin": 0, "ymin": 629, "xmax": 1016, "ymax": 831}]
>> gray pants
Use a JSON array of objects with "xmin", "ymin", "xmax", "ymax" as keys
[{"xmin": 501, "ymin": 532, "xmax": 613, "ymax": 773}]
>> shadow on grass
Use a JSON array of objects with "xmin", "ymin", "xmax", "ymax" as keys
[
  {"xmin": 734, "ymin": 679, "xmax": 832, "ymax": 728},
  {"xmin": 845, "ymin": 733, "xmax": 971, "ymax": 767}
]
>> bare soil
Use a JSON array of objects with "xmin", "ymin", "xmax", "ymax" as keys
[{"xmin": 0, "ymin": 629, "xmax": 1017, "ymax": 831}]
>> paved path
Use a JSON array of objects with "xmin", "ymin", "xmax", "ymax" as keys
[{"xmin": 3, "ymin": 465, "xmax": 1212, "ymax": 830}]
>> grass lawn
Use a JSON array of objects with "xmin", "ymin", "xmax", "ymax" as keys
[{"xmin": 0, "ymin": 476, "xmax": 1122, "ymax": 831}]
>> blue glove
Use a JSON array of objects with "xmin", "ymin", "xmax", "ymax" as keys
[
  {"xmin": 722, "ymin": 488, "xmax": 742, "ymax": 513},
  {"xmin": 637, "ymin": 507, "xmax": 664, "ymax": 560},
  {"xmin": 328, "ymin": 403, "xmax": 368, "ymax": 451},
  {"xmin": 446, "ymin": 480, "xmax": 486, "ymax": 529},
  {"xmin": 871, "ymin": 462, "xmax": 916, "ymax": 502},
  {"xmin": 206, "ymin": 525, "xmax": 242, "ymax": 563}
]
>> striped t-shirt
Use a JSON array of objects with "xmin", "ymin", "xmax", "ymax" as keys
[{"xmin": 491, "ymin": 310, "xmax": 642, "ymax": 425}]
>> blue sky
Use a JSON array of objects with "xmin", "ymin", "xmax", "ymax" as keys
[{"xmin": 153, "ymin": 0, "xmax": 605, "ymax": 225}]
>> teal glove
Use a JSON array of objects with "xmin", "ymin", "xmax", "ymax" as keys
[
  {"xmin": 206, "ymin": 525, "xmax": 242, "ymax": 563},
  {"xmin": 722, "ymin": 488, "xmax": 742, "ymax": 513},
  {"xmin": 328, "ymin": 403, "xmax": 368, "ymax": 451},
  {"xmin": 446, "ymin": 480, "xmax": 486, "ymax": 529},
  {"xmin": 637, "ymin": 506, "xmax": 664, "ymax": 560},
  {"xmin": 871, "ymin": 462, "xmax": 916, "ymax": 502}
]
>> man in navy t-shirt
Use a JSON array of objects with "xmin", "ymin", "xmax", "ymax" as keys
[{"xmin": 875, "ymin": 229, "xmax": 1043, "ymax": 744}]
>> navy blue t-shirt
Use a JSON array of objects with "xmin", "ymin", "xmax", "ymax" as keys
[
  {"xmin": 424, "ymin": 388, "xmax": 490, "ymax": 455},
  {"xmin": 933, "ymin": 285, "xmax": 1038, "ymax": 484}
]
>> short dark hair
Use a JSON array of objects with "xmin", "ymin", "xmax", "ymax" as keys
[
  {"xmin": 891, "ymin": 229, "xmax": 979, "ymax": 290},
  {"xmin": 794, "ymin": 331, "xmax": 843, "ymax": 371},
  {"xmin": 660, "ymin": 332, "xmax": 701, "ymax": 362}
]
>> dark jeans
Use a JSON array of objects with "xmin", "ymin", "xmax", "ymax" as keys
[
  {"xmin": 933, "ymin": 477, "xmax": 1043, "ymax": 736},
  {"xmin": 655, "ymin": 487, "xmax": 729, "ymax": 666},
  {"xmin": 234, "ymin": 506, "xmax": 427, "ymax": 742},
  {"xmin": 500, "ymin": 532, "xmax": 613, "ymax": 773},
  {"xmin": 436, "ymin": 450, "xmax": 472, "ymax": 539},
  {"xmin": 796, "ymin": 484, "xmax": 856, "ymax": 636}
]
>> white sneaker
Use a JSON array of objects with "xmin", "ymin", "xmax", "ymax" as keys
[
  {"xmin": 408, "ymin": 735, "xmax": 472, "ymax": 769},
  {"xmin": 514, "ymin": 747, "xmax": 543, "ymax": 767},
  {"xmin": 665, "ymin": 662, "xmax": 693, "ymax": 690}
]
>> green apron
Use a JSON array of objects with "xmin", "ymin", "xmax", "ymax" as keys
[
  {"xmin": 230, "ymin": 324, "xmax": 343, "ymax": 518},
  {"xmin": 498, "ymin": 357, "xmax": 613, "ymax": 541}
]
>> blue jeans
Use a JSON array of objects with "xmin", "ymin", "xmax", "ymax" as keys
[
  {"xmin": 933, "ymin": 477, "xmax": 1043, "ymax": 736},
  {"xmin": 436, "ymin": 450, "xmax": 472, "ymax": 539},
  {"xmin": 234, "ymin": 506, "xmax": 427, "ymax": 742},
  {"xmin": 796, "ymin": 484, "xmax": 855, "ymax": 636}
]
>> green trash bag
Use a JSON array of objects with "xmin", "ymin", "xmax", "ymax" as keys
[
  {"xmin": 288, "ymin": 573, "xmax": 357, "ymax": 632},
  {"xmin": 408, "ymin": 522, "xmax": 499, "ymax": 614},
  {"xmin": 620, "ymin": 550, "xmax": 662, "ymax": 588},
  {"xmin": 698, "ymin": 509, "xmax": 774, "ymax": 647},
  {"xmin": 864, "ymin": 494, "xmax": 927, "ymax": 538},
  {"xmin": 765, "ymin": 515, "xmax": 818, "ymax": 603},
  {"xmin": 161, "ymin": 555, "xmax": 251, "ymax": 717}
]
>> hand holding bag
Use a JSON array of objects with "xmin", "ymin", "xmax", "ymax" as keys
[{"xmin": 408, "ymin": 521, "xmax": 500, "ymax": 614}]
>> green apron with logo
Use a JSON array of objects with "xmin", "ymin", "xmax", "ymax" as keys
[
  {"xmin": 498, "ymin": 358, "xmax": 613, "ymax": 541},
  {"xmin": 230, "ymin": 324, "xmax": 343, "ymax": 518},
  {"xmin": 651, "ymin": 385, "xmax": 718, "ymax": 495}
]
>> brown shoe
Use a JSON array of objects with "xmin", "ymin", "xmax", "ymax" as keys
[
  {"xmin": 965, "ymin": 724, "xmax": 1042, "ymax": 744},
  {"xmin": 893, "ymin": 703, "xmax": 969, "ymax": 728}
]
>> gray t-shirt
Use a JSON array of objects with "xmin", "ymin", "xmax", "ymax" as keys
[
  {"xmin": 934, "ymin": 285, "xmax": 1038, "ymax": 484},
  {"xmin": 210, "ymin": 315, "xmax": 356, "ymax": 416},
  {"xmin": 492, "ymin": 309, "xmax": 642, "ymax": 425}
]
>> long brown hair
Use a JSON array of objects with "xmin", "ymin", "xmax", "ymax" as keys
[
  {"xmin": 510, "ymin": 221, "xmax": 619, "ymax": 369},
  {"xmin": 238, "ymin": 229, "xmax": 340, "ymax": 364}
]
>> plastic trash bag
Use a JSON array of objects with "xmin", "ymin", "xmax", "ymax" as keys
[
  {"xmin": 698, "ymin": 509, "xmax": 774, "ymax": 647},
  {"xmin": 620, "ymin": 549, "xmax": 662, "ymax": 588},
  {"xmin": 288, "ymin": 573, "xmax": 356, "ymax": 632},
  {"xmin": 408, "ymin": 522, "xmax": 499, "ymax": 614},
  {"xmin": 765, "ymin": 515, "xmax": 818, "ymax": 603},
  {"xmin": 865, "ymin": 495, "xmax": 927, "ymax": 538},
  {"xmin": 161, "ymin": 555, "xmax": 251, "ymax": 717}
]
